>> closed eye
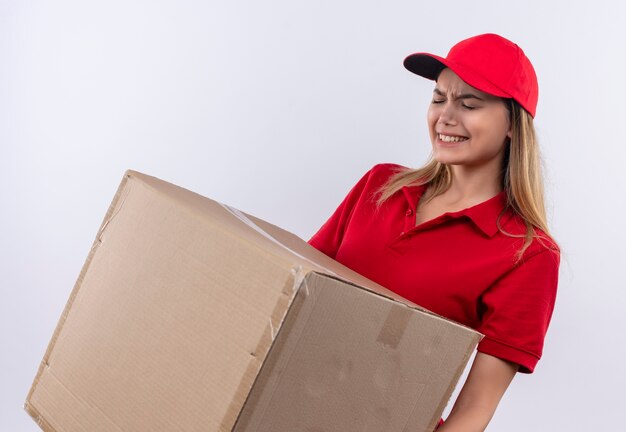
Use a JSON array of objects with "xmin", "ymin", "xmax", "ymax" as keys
[{"xmin": 433, "ymin": 87, "xmax": 485, "ymax": 108}]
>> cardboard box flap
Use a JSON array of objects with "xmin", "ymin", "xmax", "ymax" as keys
[
  {"xmin": 122, "ymin": 170, "xmax": 327, "ymax": 274},
  {"xmin": 124, "ymin": 170, "xmax": 441, "ymax": 313}
]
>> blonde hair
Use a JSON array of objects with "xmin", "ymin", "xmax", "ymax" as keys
[{"xmin": 376, "ymin": 101, "xmax": 557, "ymax": 259}]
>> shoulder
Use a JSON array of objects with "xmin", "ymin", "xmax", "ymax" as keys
[
  {"xmin": 500, "ymin": 212, "xmax": 560, "ymax": 262},
  {"xmin": 368, "ymin": 162, "xmax": 408, "ymax": 175},
  {"xmin": 336, "ymin": 163, "xmax": 411, "ymax": 209},
  {"xmin": 352, "ymin": 163, "xmax": 410, "ymax": 197},
  {"xmin": 525, "ymin": 228, "xmax": 561, "ymax": 272},
  {"xmin": 364, "ymin": 163, "xmax": 410, "ymax": 184}
]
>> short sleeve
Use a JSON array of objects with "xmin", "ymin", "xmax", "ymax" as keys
[
  {"xmin": 307, "ymin": 167, "xmax": 379, "ymax": 259},
  {"xmin": 476, "ymin": 248, "xmax": 560, "ymax": 373}
]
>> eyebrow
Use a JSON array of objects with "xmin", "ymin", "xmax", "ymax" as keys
[{"xmin": 433, "ymin": 87, "xmax": 485, "ymax": 101}]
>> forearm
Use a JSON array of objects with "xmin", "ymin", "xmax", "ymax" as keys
[{"xmin": 437, "ymin": 352, "xmax": 518, "ymax": 432}]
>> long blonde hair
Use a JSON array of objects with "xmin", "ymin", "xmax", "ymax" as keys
[{"xmin": 376, "ymin": 101, "xmax": 556, "ymax": 259}]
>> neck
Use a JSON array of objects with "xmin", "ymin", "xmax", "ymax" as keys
[{"xmin": 444, "ymin": 163, "xmax": 504, "ymax": 204}]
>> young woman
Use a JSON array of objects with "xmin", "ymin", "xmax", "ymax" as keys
[{"xmin": 308, "ymin": 33, "xmax": 559, "ymax": 431}]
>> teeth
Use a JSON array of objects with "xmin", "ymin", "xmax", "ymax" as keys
[{"xmin": 438, "ymin": 133, "xmax": 468, "ymax": 143}]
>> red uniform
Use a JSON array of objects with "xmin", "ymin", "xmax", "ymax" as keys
[{"xmin": 308, "ymin": 163, "xmax": 559, "ymax": 373}]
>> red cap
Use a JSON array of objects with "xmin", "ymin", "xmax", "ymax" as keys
[{"xmin": 403, "ymin": 33, "xmax": 539, "ymax": 117}]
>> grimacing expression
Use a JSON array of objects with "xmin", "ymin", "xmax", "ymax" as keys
[{"xmin": 427, "ymin": 68, "xmax": 511, "ymax": 170}]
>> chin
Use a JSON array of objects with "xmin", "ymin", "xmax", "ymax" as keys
[
  {"xmin": 432, "ymin": 152, "xmax": 462, "ymax": 166},
  {"xmin": 435, "ymin": 160, "xmax": 463, "ymax": 167}
]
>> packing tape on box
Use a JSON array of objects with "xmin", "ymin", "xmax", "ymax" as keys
[
  {"xmin": 220, "ymin": 203, "xmax": 337, "ymax": 277},
  {"xmin": 376, "ymin": 303, "xmax": 413, "ymax": 349}
]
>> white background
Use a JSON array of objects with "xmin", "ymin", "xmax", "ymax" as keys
[{"xmin": 2, "ymin": 0, "xmax": 625, "ymax": 430}]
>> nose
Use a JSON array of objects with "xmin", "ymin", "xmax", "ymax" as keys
[{"xmin": 437, "ymin": 102, "xmax": 457, "ymax": 126}]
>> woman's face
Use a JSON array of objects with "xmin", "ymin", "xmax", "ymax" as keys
[{"xmin": 427, "ymin": 68, "xmax": 511, "ymax": 171}]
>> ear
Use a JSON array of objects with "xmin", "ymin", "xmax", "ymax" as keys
[{"xmin": 505, "ymin": 99, "xmax": 513, "ymax": 139}]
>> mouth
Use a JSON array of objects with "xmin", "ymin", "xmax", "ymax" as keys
[{"xmin": 437, "ymin": 133, "xmax": 469, "ymax": 143}]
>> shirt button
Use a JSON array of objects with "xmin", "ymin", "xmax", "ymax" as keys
[{"xmin": 406, "ymin": 208, "xmax": 413, "ymax": 216}]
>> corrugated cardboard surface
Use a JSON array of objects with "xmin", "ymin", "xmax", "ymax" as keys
[
  {"xmin": 25, "ymin": 170, "xmax": 481, "ymax": 432},
  {"xmin": 235, "ymin": 272, "xmax": 478, "ymax": 432}
]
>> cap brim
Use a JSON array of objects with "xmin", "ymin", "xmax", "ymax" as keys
[
  {"xmin": 404, "ymin": 52, "xmax": 512, "ymax": 100},
  {"xmin": 403, "ymin": 53, "xmax": 448, "ymax": 80}
]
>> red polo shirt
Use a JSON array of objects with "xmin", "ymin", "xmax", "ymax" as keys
[{"xmin": 308, "ymin": 163, "xmax": 559, "ymax": 373}]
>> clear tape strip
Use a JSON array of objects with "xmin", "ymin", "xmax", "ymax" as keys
[
  {"xmin": 219, "ymin": 203, "xmax": 337, "ymax": 277},
  {"xmin": 291, "ymin": 265, "xmax": 307, "ymax": 295}
]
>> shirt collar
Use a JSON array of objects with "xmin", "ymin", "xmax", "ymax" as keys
[
  {"xmin": 460, "ymin": 191, "xmax": 509, "ymax": 237},
  {"xmin": 401, "ymin": 184, "xmax": 509, "ymax": 238}
]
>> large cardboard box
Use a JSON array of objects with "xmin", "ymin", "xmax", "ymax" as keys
[{"xmin": 25, "ymin": 170, "xmax": 482, "ymax": 432}]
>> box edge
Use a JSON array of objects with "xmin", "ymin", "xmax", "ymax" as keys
[{"xmin": 24, "ymin": 170, "xmax": 134, "ymax": 423}]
